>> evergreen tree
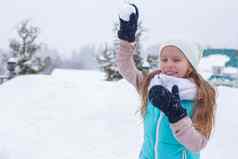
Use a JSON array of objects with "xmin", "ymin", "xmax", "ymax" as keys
[
  {"xmin": 145, "ymin": 44, "xmax": 160, "ymax": 70},
  {"xmin": 9, "ymin": 19, "xmax": 49, "ymax": 74},
  {"xmin": 96, "ymin": 43, "xmax": 122, "ymax": 81},
  {"xmin": 147, "ymin": 54, "xmax": 159, "ymax": 69}
]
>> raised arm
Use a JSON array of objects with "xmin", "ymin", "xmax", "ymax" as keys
[
  {"xmin": 116, "ymin": 40, "xmax": 144, "ymax": 91},
  {"xmin": 116, "ymin": 4, "xmax": 144, "ymax": 91}
]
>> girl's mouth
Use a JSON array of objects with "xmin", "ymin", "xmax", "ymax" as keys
[{"xmin": 165, "ymin": 71, "xmax": 177, "ymax": 76}]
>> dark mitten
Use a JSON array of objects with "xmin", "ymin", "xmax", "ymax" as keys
[
  {"xmin": 148, "ymin": 85, "xmax": 172, "ymax": 113},
  {"xmin": 117, "ymin": 4, "xmax": 139, "ymax": 42},
  {"xmin": 168, "ymin": 85, "xmax": 187, "ymax": 123},
  {"xmin": 148, "ymin": 85, "xmax": 187, "ymax": 123}
]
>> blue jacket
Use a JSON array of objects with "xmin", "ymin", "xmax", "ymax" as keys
[{"xmin": 139, "ymin": 100, "xmax": 200, "ymax": 159}]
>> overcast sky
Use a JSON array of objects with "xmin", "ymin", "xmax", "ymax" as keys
[{"xmin": 1, "ymin": 0, "xmax": 238, "ymax": 54}]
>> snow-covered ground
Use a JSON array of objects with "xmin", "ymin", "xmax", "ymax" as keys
[
  {"xmin": 0, "ymin": 68, "xmax": 237, "ymax": 159},
  {"xmin": 0, "ymin": 69, "xmax": 142, "ymax": 159}
]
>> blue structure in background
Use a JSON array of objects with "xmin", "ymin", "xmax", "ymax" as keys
[
  {"xmin": 203, "ymin": 49, "xmax": 238, "ymax": 68},
  {"xmin": 203, "ymin": 49, "xmax": 238, "ymax": 87}
]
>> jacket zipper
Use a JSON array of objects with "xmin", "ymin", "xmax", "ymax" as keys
[{"xmin": 154, "ymin": 112, "xmax": 164, "ymax": 159}]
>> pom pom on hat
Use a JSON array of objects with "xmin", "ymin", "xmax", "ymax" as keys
[{"xmin": 159, "ymin": 40, "xmax": 203, "ymax": 69}]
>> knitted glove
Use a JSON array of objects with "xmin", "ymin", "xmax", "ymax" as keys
[
  {"xmin": 117, "ymin": 4, "xmax": 139, "ymax": 42},
  {"xmin": 148, "ymin": 85, "xmax": 187, "ymax": 123}
]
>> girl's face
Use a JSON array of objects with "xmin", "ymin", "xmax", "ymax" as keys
[{"xmin": 160, "ymin": 46, "xmax": 192, "ymax": 78}]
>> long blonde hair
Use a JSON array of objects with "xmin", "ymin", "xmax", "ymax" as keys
[{"xmin": 139, "ymin": 68, "xmax": 216, "ymax": 139}]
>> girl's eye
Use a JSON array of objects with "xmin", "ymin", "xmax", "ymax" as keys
[
  {"xmin": 161, "ymin": 58, "xmax": 167, "ymax": 62},
  {"xmin": 173, "ymin": 59, "xmax": 181, "ymax": 62}
]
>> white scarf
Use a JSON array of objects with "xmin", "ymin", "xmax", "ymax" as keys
[{"xmin": 148, "ymin": 73, "xmax": 197, "ymax": 100}]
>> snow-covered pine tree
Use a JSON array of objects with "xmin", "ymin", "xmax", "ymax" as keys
[
  {"xmin": 9, "ymin": 19, "xmax": 49, "ymax": 75},
  {"xmin": 96, "ymin": 43, "xmax": 122, "ymax": 81},
  {"xmin": 0, "ymin": 50, "xmax": 9, "ymax": 75},
  {"xmin": 145, "ymin": 44, "xmax": 160, "ymax": 70},
  {"xmin": 147, "ymin": 54, "xmax": 159, "ymax": 69}
]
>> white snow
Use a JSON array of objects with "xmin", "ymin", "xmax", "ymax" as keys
[
  {"xmin": 223, "ymin": 67, "xmax": 238, "ymax": 74},
  {"xmin": 7, "ymin": 58, "xmax": 17, "ymax": 63},
  {"xmin": 0, "ymin": 68, "xmax": 237, "ymax": 159},
  {"xmin": 199, "ymin": 54, "xmax": 229, "ymax": 71},
  {"xmin": 119, "ymin": 3, "xmax": 136, "ymax": 21},
  {"xmin": 197, "ymin": 54, "xmax": 230, "ymax": 79}
]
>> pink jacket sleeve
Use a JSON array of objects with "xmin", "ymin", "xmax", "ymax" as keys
[
  {"xmin": 116, "ymin": 40, "xmax": 144, "ymax": 91},
  {"xmin": 170, "ymin": 117, "xmax": 208, "ymax": 152}
]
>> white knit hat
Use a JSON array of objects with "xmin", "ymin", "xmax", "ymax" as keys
[{"xmin": 159, "ymin": 40, "xmax": 203, "ymax": 69}]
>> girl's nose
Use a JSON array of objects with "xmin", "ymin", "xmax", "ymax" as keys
[{"xmin": 165, "ymin": 60, "xmax": 174, "ymax": 68}]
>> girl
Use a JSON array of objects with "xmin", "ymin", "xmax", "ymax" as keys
[{"xmin": 117, "ymin": 4, "xmax": 216, "ymax": 159}]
